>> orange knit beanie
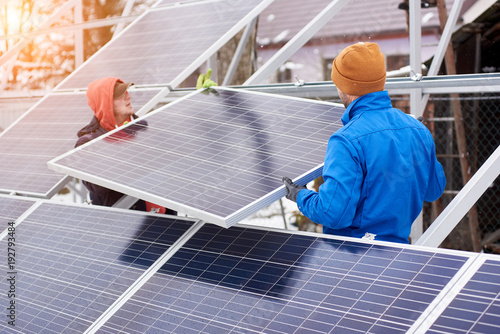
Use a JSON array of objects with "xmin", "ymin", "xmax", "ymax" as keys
[{"xmin": 331, "ymin": 42, "xmax": 386, "ymax": 96}]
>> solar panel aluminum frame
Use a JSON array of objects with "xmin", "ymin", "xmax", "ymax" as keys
[
  {"xmin": 53, "ymin": 0, "xmax": 276, "ymax": 92},
  {"xmin": 48, "ymin": 87, "xmax": 342, "ymax": 228}
]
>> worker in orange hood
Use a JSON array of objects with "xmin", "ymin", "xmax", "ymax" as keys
[{"xmin": 76, "ymin": 77, "xmax": 174, "ymax": 215}]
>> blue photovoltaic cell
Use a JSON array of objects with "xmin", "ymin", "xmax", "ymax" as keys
[
  {"xmin": 48, "ymin": 88, "xmax": 344, "ymax": 227},
  {"xmin": 99, "ymin": 224, "xmax": 471, "ymax": 334},
  {"xmin": 0, "ymin": 195, "xmax": 36, "ymax": 226},
  {"xmin": 427, "ymin": 257, "xmax": 500, "ymax": 334},
  {"xmin": 57, "ymin": 0, "xmax": 272, "ymax": 90},
  {"xmin": 0, "ymin": 90, "xmax": 159, "ymax": 197},
  {"xmin": 0, "ymin": 202, "xmax": 195, "ymax": 333}
]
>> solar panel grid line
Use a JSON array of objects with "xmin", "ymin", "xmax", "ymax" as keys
[
  {"xmin": 56, "ymin": 0, "xmax": 276, "ymax": 91},
  {"xmin": 99, "ymin": 224, "xmax": 474, "ymax": 333},
  {"xmin": 0, "ymin": 198, "xmax": 41, "ymax": 240},
  {"xmin": 56, "ymin": 120, "xmax": 320, "ymax": 186},
  {"xmin": 50, "ymin": 6, "xmax": 152, "ymax": 92},
  {"xmin": 16, "ymin": 227, "xmax": 155, "ymax": 276},
  {"xmin": 313, "ymin": 252, "xmax": 460, "ymax": 333},
  {"xmin": 406, "ymin": 253, "xmax": 484, "ymax": 334},
  {"xmin": 334, "ymin": 247, "xmax": 426, "ymax": 334},
  {"xmin": 83, "ymin": 220, "xmax": 205, "ymax": 334},
  {"xmin": 48, "ymin": 158, "xmax": 229, "ymax": 226},
  {"xmin": 48, "ymin": 87, "xmax": 344, "ymax": 227},
  {"xmin": 0, "ymin": 89, "xmax": 161, "ymax": 197},
  {"xmin": 0, "ymin": 200, "xmax": 199, "ymax": 333},
  {"xmin": 142, "ymin": 105, "xmax": 334, "ymax": 149},
  {"xmin": 0, "ymin": 92, "xmax": 65, "ymax": 140},
  {"xmin": 165, "ymin": 0, "xmax": 271, "ymax": 89},
  {"xmin": 44, "ymin": 86, "xmax": 199, "ymax": 165}
]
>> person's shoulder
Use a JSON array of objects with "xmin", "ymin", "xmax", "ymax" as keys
[{"xmin": 75, "ymin": 126, "xmax": 106, "ymax": 148}]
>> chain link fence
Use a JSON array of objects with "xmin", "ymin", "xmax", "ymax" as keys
[
  {"xmin": 393, "ymin": 93, "xmax": 499, "ymax": 251},
  {"xmin": 423, "ymin": 93, "xmax": 500, "ymax": 252}
]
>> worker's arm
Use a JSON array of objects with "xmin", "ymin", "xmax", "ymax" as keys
[{"xmin": 296, "ymin": 135, "xmax": 363, "ymax": 230}]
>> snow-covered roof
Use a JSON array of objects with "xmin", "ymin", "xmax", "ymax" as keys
[{"xmin": 257, "ymin": 0, "xmax": 472, "ymax": 45}]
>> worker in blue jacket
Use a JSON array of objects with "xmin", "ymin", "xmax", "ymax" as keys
[{"xmin": 283, "ymin": 42, "xmax": 446, "ymax": 244}]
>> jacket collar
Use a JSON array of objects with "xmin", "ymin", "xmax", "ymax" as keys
[{"xmin": 341, "ymin": 91, "xmax": 392, "ymax": 125}]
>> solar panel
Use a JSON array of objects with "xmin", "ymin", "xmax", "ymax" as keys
[
  {"xmin": 425, "ymin": 254, "xmax": 500, "ymax": 334},
  {"xmin": 56, "ymin": 0, "xmax": 275, "ymax": 90},
  {"xmin": 0, "ymin": 195, "xmax": 37, "ymax": 227},
  {"xmin": 0, "ymin": 201, "xmax": 197, "ymax": 333},
  {"xmin": 0, "ymin": 196, "xmax": 494, "ymax": 333},
  {"xmin": 0, "ymin": 89, "xmax": 160, "ymax": 197},
  {"xmin": 97, "ymin": 224, "xmax": 476, "ymax": 333},
  {"xmin": 48, "ymin": 87, "xmax": 344, "ymax": 227}
]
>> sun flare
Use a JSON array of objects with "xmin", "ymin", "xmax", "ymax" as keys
[{"xmin": 2, "ymin": 2, "xmax": 22, "ymax": 34}]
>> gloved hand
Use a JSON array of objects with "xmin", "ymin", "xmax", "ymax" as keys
[
  {"xmin": 196, "ymin": 68, "xmax": 218, "ymax": 89},
  {"xmin": 282, "ymin": 177, "xmax": 307, "ymax": 202}
]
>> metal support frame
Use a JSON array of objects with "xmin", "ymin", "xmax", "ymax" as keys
[
  {"xmin": 112, "ymin": 195, "xmax": 139, "ymax": 209},
  {"xmin": 409, "ymin": 0, "xmax": 422, "ymax": 116},
  {"xmin": 416, "ymin": 145, "xmax": 500, "ymax": 248},
  {"xmin": 235, "ymin": 74, "xmax": 500, "ymax": 99},
  {"xmin": 243, "ymin": 0, "xmax": 352, "ymax": 85},
  {"xmin": 222, "ymin": 17, "xmax": 257, "ymax": 86},
  {"xmin": 426, "ymin": 0, "xmax": 465, "ymax": 77},
  {"xmin": 113, "ymin": 0, "xmax": 137, "ymax": 38},
  {"xmin": 420, "ymin": 0, "xmax": 464, "ymax": 114},
  {"xmin": 74, "ymin": 0, "xmax": 84, "ymax": 67},
  {"xmin": 0, "ymin": 15, "xmax": 138, "ymax": 41}
]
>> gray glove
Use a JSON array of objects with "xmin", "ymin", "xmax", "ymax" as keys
[{"xmin": 282, "ymin": 177, "xmax": 306, "ymax": 202}]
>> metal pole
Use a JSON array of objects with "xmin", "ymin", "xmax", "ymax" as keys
[
  {"xmin": 243, "ymin": 0, "xmax": 352, "ymax": 85},
  {"xmin": 74, "ymin": 0, "xmax": 84, "ymax": 67},
  {"xmin": 416, "ymin": 145, "xmax": 500, "ymax": 248},
  {"xmin": 0, "ymin": 15, "xmax": 138, "ymax": 40},
  {"xmin": 113, "ymin": 0, "xmax": 136, "ymax": 38},
  {"xmin": 408, "ymin": 0, "xmax": 423, "ymax": 242},
  {"xmin": 420, "ymin": 0, "xmax": 464, "ymax": 114}
]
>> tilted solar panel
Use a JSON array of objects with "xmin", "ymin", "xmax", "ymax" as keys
[
  {"xmin": 98, "ymin": 224, "xmax": 475, "ymax": 333},
  {"xmin": 425, "ymin": 255, "xmax": 500, "ymax": 334},
  {"xmin": 0, "ymin": 201, "xmax": 197, "ymax": 333},
  {"xmin": 0, "ymin": 89, "xmax": 160, "ymax": 197},
  {"xmin": 48, "ymin": 87, "xmax": 345, "ymax": 227},
  {"xmin": 56, "ymin": 0, "xmax": 275, "ymax": 90}
]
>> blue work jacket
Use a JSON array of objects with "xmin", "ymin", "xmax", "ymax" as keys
[{"xmin": 297, "ymin": 91, "xmax": 446, "ymax": 243}]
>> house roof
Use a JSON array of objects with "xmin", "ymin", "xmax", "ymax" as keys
[{"xmin": 257, "ymin": 0, "xmax": 472, "ymax": 45}]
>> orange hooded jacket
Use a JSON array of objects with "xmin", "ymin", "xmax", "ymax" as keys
[
  {"xmin": 86, "ymin": 76, "xmax": 122, "ymax": 131},
  {"xmin": 78, "ymin": 77, "xmax": 171, "ymax": 215}
]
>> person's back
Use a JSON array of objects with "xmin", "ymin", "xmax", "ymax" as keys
[
  {"xmin": 282, "ymin": 42, "xmax": 446, "ymax": 243},
  {"xmin": 324, "ymin": 90, "xmax": 444, "ymax": 242}
]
